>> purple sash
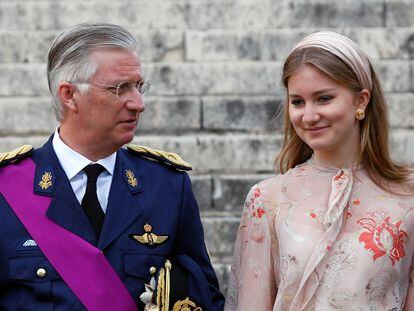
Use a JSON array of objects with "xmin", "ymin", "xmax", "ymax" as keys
[{"xmin": 0, "ymin": 158, "xmax": 138, "ymax": 311}]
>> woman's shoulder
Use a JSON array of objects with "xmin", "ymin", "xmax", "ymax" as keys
[{"xmin": 255, "ymin": 162, "xmax": 312, "ymax": 189}]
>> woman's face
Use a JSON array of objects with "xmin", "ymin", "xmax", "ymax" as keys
[{"xmin": 287, "ymin": 64, "xmax": 368, "ymax": 165}]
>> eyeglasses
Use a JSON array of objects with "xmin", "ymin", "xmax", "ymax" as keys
[{"xmin": 70, "ymin": 80, "xmax": 151, "ymax": 101}]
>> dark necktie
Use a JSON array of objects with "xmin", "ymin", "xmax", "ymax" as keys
[{"xmin": 82, "ymin": 164, "xmax": 105, "ymax": 237}]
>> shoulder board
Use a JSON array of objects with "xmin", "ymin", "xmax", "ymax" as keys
[
  {"xmin": 0, "ymin": 145, "xmax": 34, "ymax": 167},
  {"xmin": 127, "ymin": 145, "xmax": 192, "ymax": 171}
]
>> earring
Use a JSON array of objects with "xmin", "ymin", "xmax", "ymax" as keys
[{"xmin": 355, "ymin": 108, "xmax": 365, "ymax": 120}]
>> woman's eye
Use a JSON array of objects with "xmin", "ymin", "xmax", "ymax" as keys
[
  {"xmin": 291, "ymin": 99, "xmax": 304, "ymax": 106},
  {"xmin": 318, "ymin": 95, "xmax": 333, "ymax": 103}
]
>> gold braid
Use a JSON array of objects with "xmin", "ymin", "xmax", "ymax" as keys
[
  {"xmin": 164, "ymin": 260, "xmax": 172, "ymax": 311},
  {"xmin": 0, "ymin": 145, "xmax": 32, "ymax": 162},
  {"xmin": 157, "ymin": 267, "xmax": 165, "ymax": 308}
]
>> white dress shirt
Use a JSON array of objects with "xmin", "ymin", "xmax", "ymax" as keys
[{"xmin": 52, "ymin": 128, "xmax": 116, "ymax": 213}]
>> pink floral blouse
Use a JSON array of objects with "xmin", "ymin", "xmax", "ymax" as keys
[{"xmin": 225, "ymin": 158, "xmax": 414, "ymax": 310}]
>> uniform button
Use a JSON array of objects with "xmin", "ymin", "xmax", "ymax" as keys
[
  {"xmin": 149, "ymin": 266, "xmax": 157, "ymax": 275},
  {"xmin": 36, "ymin": 268, "xmax": 47, "ymax": 278}
]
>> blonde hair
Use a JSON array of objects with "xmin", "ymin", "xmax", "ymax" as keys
[{"xmin": 276, "ymin": 32, "xmax": 410, "ymax": 189}]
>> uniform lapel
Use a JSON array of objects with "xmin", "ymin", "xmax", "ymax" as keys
[
  {"xmin": 98, "ymin": 150, "xmax": 144, "ymax": 250},
  {"xmin": 33, "ymin": 136, "xmax": 97, "ymax": 244}
]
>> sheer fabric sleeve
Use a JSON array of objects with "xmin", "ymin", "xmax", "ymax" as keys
[
  {"xmin": 404, "ymin": 255, "xmax": 414, "ymax": 310},
  {"xmin": 224, "ymin": 184, "xmax": 277, "ymax": 311}
]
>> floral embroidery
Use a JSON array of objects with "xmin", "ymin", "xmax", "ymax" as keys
[
  {"xmin": 357, "ymin": 213, "xmax": 408, "ymax": 265},
  {"xmin": 321, "ymin": 239, "xmax": 357, "ymax": 289},
  {"xmin": 246, "ymin": 186, "xmax": 266, "ymax": 242},
  {"xmin": 365, "ymin": 268, "xmax": 395, "ymax": 305},
  {"xmin": 353, "ymin": 198, "xmax": 360, "ymax": 205},
  {"xmin": 248, "ymin": 187, "xmax": 266, "ymax": 219}
]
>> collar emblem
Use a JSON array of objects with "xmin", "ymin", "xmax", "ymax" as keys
[
  {"xmin": 130, "ymin": 223, "xmax": 168, "ymax": 247},
  {"xmin": 125, "ymin": 169, "xmax": 138, "ymax": 187},
  {"xmin": 23, "ymin": 239, "xmax": 38, "ymax": 247},
  {"xmin": 39, "ymin": 172, "xmax": 53, "ymax": 190}
]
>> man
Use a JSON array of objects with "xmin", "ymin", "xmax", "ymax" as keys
[{"xmin": 0, "ymin": 23, "xmax": 224, "ymax": 311}]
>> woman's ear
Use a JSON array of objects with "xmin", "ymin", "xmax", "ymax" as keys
[
  {"xmin": 57, "ymin": 82, "xmax": 79, "ymax": 113},
  {"xmin": 355, "ymin": 88, "xmax": 370, "ymax": 111}
]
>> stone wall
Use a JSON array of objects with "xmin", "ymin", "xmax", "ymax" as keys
[{"xmin": 1, "ymin": 0, "xmax": 414, "ymax": 292}]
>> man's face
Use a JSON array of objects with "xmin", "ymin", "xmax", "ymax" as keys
[{"xmin": 74, "ymin": 48, "xmax": 145, "ymax": 152}]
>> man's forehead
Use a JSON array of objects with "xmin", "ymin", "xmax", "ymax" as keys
[
  {"xmin": 91, "ymin": 48, "xmax": 141, "ymax": 66},
  {"xmin": 91, "ymin": 48, "xmax": 142, "ymax": 78}
]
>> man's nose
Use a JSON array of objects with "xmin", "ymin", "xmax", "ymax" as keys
[{"xmin": 126, "ymin": 91, "xmax": 145, "ymax": 112}]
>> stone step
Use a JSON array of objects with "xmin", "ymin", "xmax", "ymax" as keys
[
  {"xmin": 0, "ymin": 93, "xmax": 413, "ymax": 136},
  {"xmin": 185, "ymin": 28, "xmax": 414, "ymax": 61},
  {"xmin": 0, "ymin": 130, "xmax": 413, "ymax": 169},
  {"xmin": 3, "ymin": 27, "xmax": 414, "ymax": 65},
  {"xmin": 0, "ymin": 60, "xmax": 412, "ymax": 98},
  {"xmin": 3, "ymin": 0, "xmax": 408, "ymax": 31}
]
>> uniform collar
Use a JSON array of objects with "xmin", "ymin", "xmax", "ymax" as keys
[{"xmin": 52, "ymin": 127, "xmax": 116, "ymax": 179}]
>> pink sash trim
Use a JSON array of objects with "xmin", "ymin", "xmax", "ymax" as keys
[{"xmin": 0, "ymin": 158, "xmax": 138, "ymax": 311}]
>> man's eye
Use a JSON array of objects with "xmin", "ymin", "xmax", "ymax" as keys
[
  {"xmin": 117, "ymin": 82, "xmax": 132, "ymax": 94},
  {"xmin": 107, "ymin": 87, "xmax": 117, "ymax": 94}
]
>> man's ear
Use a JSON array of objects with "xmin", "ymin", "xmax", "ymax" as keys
[
  {"xmin": 57, "ymin": 82, "xmax": 79, "ymax": 113},
  {"xmin": 355, "ymin": 88, "xmax": 370, "ymax": 111}
]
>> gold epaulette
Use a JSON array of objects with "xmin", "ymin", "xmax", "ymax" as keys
[
  {"xmin": 127, "ymin": 145, "xmax": 192, "ymax": 171},
  {"xmin": 0, "ymin": 145, "xmax": 33, "ymax": 167}
]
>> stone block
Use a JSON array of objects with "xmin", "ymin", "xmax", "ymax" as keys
[
  {"xmin": 0, "ymin": 98, "xmax": 57, "ymax": 135},
  {"xmin": 136, "ymin": 30, "xmax": 184, "ymax": 62},
  {"xmin": 390, "ymin": 129, "xmax": 414, "ymax": 165},
  {"xmin": 145, "ymin": 62, "xmax": 281, "ymax": 96},
  {"xmin": 186, "ymin": 29, "xmax": 309, "ymax": 61},
  {"xmin": 202, "ymin": 216, "xmax": 240, "ymax": 259},
  {"xmin": 344, "ymin": 28, "xmax": 414, "ymax": 60},
  {"xmin": 131, "ymin": 134, "xmax": 282, "ymax": 173},
  {"xmin": 0, "ymin": 64, "xmax": 47, "ymax": 96},
  {"xmin": 0, "ymin": 1, "xmax": 291, "ymax": 30},
  {"xmin": 138, "ymin": 97, "xmax": 201, "ymax": 131},
  {"xmin": 386, "ymin": 1, "xmax": 414, "ymax": 27},
  {"xmin": 291, "ymin": 0, "xmax": 384, "ymax": 28},
  {"xmin": 0, "ymin": 31, "xmax": 56, "ymax": 63},
  {"xmin": 0, "ymin": 136, "xmax": 48, "ymax": 153},
  {"xmin": 202, "ymin": 96, "xmax": 284, "ymax": 131},
  {"xmin": 212, "ymin": 263, "xmax": 231, "ymax": 294},
  {"xmin": 373, "ymin": 60, "xmax": 411, "ymax": 92},
  {"xmin": 0, "ymin": 30, "xmax": 184, "ymax": 64},
  {"xmin": 386, "ymin": 93, "xmax": 414, "ymax": 128},
  {"xmin": 404, "ymin": 130, "xmax": 414, "ymax": 165},
  {"xmin": 212, "ymin": 174, "xmax": 272, "ymax": 213},
  {"xmin": 190, "ymin": 175, "xmax": 213, "ymax": 212},
  {"xmin": 173, "ymin": 0, "xmax": 292, "ymax": 29}
]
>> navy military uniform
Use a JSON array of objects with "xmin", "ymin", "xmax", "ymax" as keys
[{"xmin": 0, "ymin": 137, "xmax": 225, "ymax": 310}]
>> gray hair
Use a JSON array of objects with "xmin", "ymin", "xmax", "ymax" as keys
[{"xmin": 47, "ymin": 23, "xmax": 139, "ymax": 121}]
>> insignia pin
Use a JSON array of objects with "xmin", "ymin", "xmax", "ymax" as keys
[
  {"xmin": 125, "ymin": 169, "xmax": 138, "ymax": 187},
  {"xmin": 39, "ymin": 172, "xmax": 53, "ymax": 190},
  {"xmin": 130, "ymin": 223, "xmax": 168, "ymax": 247}
]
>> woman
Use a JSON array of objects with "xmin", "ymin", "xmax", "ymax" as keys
[{"xmin": 224, "ymin": 31, "xmax": 414, "ymax": 310}]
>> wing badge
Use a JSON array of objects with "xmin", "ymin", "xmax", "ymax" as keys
[{"xmin": 130, "ymin": 223, "xmax": 169, "ymax": 248}]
